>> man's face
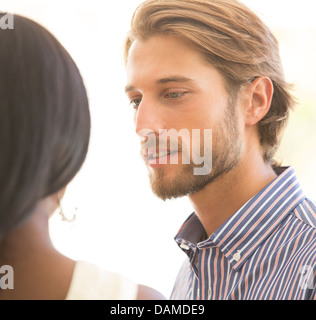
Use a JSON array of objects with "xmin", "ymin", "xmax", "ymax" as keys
[{"xmin": 125, "ymin": 35, "xmax": 243, "ymax": 200}]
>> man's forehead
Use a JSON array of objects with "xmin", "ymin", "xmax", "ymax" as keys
[
  {"xmin": 126, "ymin": 36, "xmax": 225, "ymax": 93},
  {"xmin": 127, "ymin": 35, "xmax": 206, "ymax": 67}
]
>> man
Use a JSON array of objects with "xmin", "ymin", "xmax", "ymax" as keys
[{"xmin": 124, "ymin": 0, "xmax": 316, "ymax": 300}]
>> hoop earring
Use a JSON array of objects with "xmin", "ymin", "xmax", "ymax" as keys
[{"xmin": 57, "ymin": 193, "xmax": 77, "ymax": 223}]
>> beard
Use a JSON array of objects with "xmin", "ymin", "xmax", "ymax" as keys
[{"xmin": 146, "ymin": 101, "xmax": 242, "ymax": 201}]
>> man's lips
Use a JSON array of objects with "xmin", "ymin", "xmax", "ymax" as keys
[
  {"xmin": 146, "ymin": 149, "xmax": 171, "ymax": 160},
  {"xmin": 142, "ymin": 148, "xmax": 179, "ymax": 163}
]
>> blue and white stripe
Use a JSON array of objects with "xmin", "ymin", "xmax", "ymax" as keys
[{"xmin": 171, "ymin": 167, "xmax": 316, "ymax": 300}]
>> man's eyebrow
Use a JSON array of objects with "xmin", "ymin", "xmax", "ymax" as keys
[
  {"xmin": 157, "ymin": 76, "xmax": 194, "ymax": 85},
  {"xmin": 125, "ymin": 76, "xmax": 194, "ymax": 93},
  {"xmin": 125, "ymin": 85, "xmax": 136, "ymax": 94}
]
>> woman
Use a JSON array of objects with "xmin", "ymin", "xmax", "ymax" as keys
[{"xmin": 0, "ymin": 13, "xmax": 165, "ymax": 300}]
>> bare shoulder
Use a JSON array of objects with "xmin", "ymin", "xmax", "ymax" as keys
[{"xmin": 136, "ymin": 284, "xmax": 167, "ymax": 300}]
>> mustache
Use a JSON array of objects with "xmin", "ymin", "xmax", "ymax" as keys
[{"xmin": 140, "ymin": 136, "xmax": 183, "ymax": 157}]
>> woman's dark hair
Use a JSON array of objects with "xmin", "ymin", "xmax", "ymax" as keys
[{"xmin": 0, "ymin": 14, "xmax": 91, "ymax": 237}]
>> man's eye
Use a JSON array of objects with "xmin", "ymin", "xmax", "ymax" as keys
[
  {"xmin": 165, "ymin": 92, "xmax": 185, "ymax": 99},
  {"xmin": 131, "ymin": 98, "xmax": 142, "ymax": 109}
]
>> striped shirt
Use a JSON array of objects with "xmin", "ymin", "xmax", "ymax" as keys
[{"xmin": 171, "ymin": 167, "xmax": 316, "ymax": 300}]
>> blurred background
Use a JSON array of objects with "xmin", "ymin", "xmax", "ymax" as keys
[{"xmin": 1, "ymin": 0, "xmax": 315, "ymax": 298}]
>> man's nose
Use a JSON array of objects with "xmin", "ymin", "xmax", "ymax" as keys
[{"xmin": 135, "ymin": 96, "xmax": 166, "ymax": 138}]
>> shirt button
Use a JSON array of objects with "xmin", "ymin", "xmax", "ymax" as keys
[
  {"xmin": 233, "ymin": 250, "xmax": 242, "ymax": 262},
  {"xmin": 180, "ymin": 243, "xmax": 190, "ymax": 251}
]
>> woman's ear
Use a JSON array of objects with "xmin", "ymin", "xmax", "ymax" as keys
[{"xmin": 244, "ymin": 77, "xmax": 274, "ymax": 126}]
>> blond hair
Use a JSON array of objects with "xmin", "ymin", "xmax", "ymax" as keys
[{"xmin": 124, "ymin": 0, "xmax": 296, "ymax": 165}]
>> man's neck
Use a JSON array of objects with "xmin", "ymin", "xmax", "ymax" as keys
[{"xmin": 188, "ymin": 157, "xmax": 277, "ymax": 237}]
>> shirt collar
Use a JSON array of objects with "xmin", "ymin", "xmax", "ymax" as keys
[{"xmin": 175, "ymin": 167, "xmax": 306, "ymax": 271}]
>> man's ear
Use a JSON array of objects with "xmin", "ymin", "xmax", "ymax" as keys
[{"xmin": 244, "ymin": 77, "xmax": 274, "ymax": 126}]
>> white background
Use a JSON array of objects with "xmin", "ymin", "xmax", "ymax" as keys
[{"xmin": 1, "ymin": 0, "xmax": 316, "ymax": 298}]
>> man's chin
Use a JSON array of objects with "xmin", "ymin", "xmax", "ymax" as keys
[
  {"xmin": 148, "ymin": 165, "xmax": 184, "ymax": 201},
  {"xmin": 148, "ymin": 164, "xmax": 213, "ymax": 201}
]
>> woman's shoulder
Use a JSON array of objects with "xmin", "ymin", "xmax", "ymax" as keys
[
  {"xmin": 136, "ymin": 284, "xmax": 167, "ymax": 300},
  {"xmin": 65, "ymin": 260, "xmax": 138, "ymax": 300}
]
